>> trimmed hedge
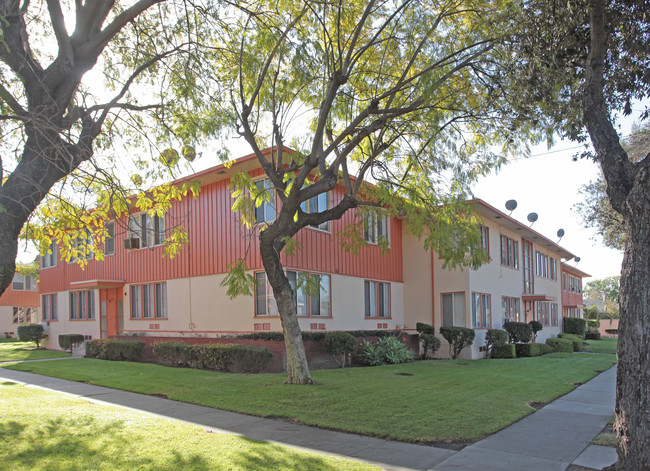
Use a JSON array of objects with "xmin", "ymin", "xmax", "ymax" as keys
[
  {"xmin": 152, "ymin": 342, "xmax": 272, "ymax": 373},
  {"xmin": 546, "ymin": 337, "xmax": 574, "ymax": 353},
  {"xmin": 416, "ymin": 323, "xmax": 436, "ymax": 335},
  {"xmin": 605, "ymin": 328, "xmax": 618, "ymax": 335},
  {"xmin": 558, "ymin": 333, "xmax": 583, "ymax": 352},
  {"xmin": 563, "ymin": 317, "xmax": 587, "ymax": 337},
  {"xmin": 485, "ymin": 329, "xmax": 509, "ymax": 358},
  {"xmin": 585, "ymin": 331, "xmax": 602, "ymax": 340},
  {"xmin": 324, "ymin": 332, "xmax": 358, "ymax": 367},
  {"xmin": 515, "ymin": 342, "xmax": 553, "ymax": 357},
  {"xmin": 491, "ymin": 343, "xmax": 516, "ymax": 359},
  {"xmin": 85, "ymin": 340, "xmax": 145, "ymax": 361},
  {"xmin": 439, "ymin": 326, "xmax": 475, "ymax": 359},
  {"xmin": 17, "ymin": 324, "xmax": 45, "ymax": 349},
  {"xmin": 503, "ymin": 321, "xmax": 533, "ymax": 344},
  {"xmin": 58, "ymin": 334, "xmax": 85, "ymax": 353}
]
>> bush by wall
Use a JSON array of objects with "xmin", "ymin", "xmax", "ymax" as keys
[
  {"xmin": 85, "ymin": 340, "xmax": 145, "ymax": 361},
  {"xmin": 585, "ymin": 331, "xmax": 602, "ymax": 340},
  {"xmin": 58, "ymin": 334, "xmax": 85, "ymax": 353},
  {"xmin": 546, "ymin": 337, "xmax": 574, "ymax": 353},
  {"xmin": 558, "ymin": 333, "xmax": 583, "ymax": 352},
  {"xmin": 419, "ymin": 333, "xmax": 441, "ymax": 359},
  {"xmin": 416, "ymin": 322, "xmax": 435, "ymax": 335},
  {"xmin": 605, "ymin": 328, "xmax": 618, "ymax": 336},
  {"xmin": 17, "ymin": 324, "xmax": 45, "ymax": 349},
  {"xmin": 152, "ymin": 342, "xmax": 272, "ymax": 373},
  {"xmin": 503, "ymin": 321, "xmax": 533, "ymax": 344},
  {"xmin": 485, "ymin": 329, "xmax": 509, "ymax": 358},
  {"xmin": 491, "ymin": 343, "xmax": 517, "ymax": 359},
  {"xmin": 439, "ymin": 326, "xmax": 475, "ymax": 359},
  {"xmin": 528, "ymin": 320, "xmax": 543, "ymax": 343},
  {"xmin": 515, "ymin": 342, "xmax": 552, "ymax": 357},
  {"xmin": 563, "ymin": 317, "xmax": 587, "ymax": 337},
  {"xmin": 324, "ymin": 332, "xmax": 358, "ymax": 368},
  {"xmin": 360, "ymin": 337, "xmax": 413, "ymax": 366}
]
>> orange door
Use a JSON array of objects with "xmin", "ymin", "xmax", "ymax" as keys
[{"xmin": 100, "ymin": 287, "xmax": 123, "ymax": 339}]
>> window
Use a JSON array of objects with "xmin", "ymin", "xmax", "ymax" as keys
[
  {"xmin": 550, "ymin": 303, "xmax": 559, "ymax": 326},
  {"xmin": 480, "ymin": 225, "xmax": 489, "ymax": 255},
  {"xmin": 471, "ymin": 292, "xmax": 491, "ymax": 328},
  {"xmin": 363, "ymin": 211, "xmax": 390, "ymax": 245},
  {"xmin": 500, "ymin": 235, "xmax": 519, "ymax": 268},
  {"xmin": 12, "ymin": 273, "xmax": 37, "ymax": 291},
  {"xmin": 129, "ymin": 213, "xmax": 165, "ymax": 247},
  {"xmin": 364, "ymin": 280, "xmax": 390, "ymax": 318},
  {"xmin": 562, "ymin": 273, "xmax": 567, "ymax": 291},
  {"xmin": 549, "ymin": 258, "xmax": 557, "ymax": 281},
  {"xmin": 502, "ymin": 296, "xmax": 521, "ymax": 325},
  {"xmin": 70, "ymin": 229, "xmax": 94, "ymax": 262},
  {"xmin": 301, "ymin": 192, "xmax": 329, "ymax": 230},
  {"xmin": 69, "ymin": 290, "xmax": 95, "ymax": 320},
  {"xmin": 12, "ymin": 307, "xmax": 35, "ymax": 324},
  {"xmin": 535, "ymin": 251, "xmax": 549, "ymax": 278},
  {"xmin": 254, "ymin": 178, "xmax": 276, "ymax": 224},
  {"xmin": 42, "ymin": 239, "xmax": 57, "ymax": 268},
  {"xmin": 535, "ymin": 301, "xmax": 550, "ymax": 326},
  {"xmin": 442, "ymin": 292, "xmax": 465, "ymax": 327},
  {"xmin": 42, "ymin": 294, "xmax": 58, "ymax": 321},
  {"xmin": 130, "ymin": 283, "xmax": 167, "ymax": 319},
  {"xmin": 522, "ymin": 239, "xmax": 534, "ymax": 294},
  {"xmin": 567, "ymin": 274, "xmax": 581, "ymax": 293},
  {"xmin": 256, "ymin": 271, "xmax": 330, "ymax": 317},
  {"xmin": 105, "ymin": 221, "xmax": 115, "ymax": 255}
]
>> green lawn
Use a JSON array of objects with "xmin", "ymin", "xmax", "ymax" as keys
[
  {"xmin": 5, "ymin": 353, "xmax": 616, "ymax": 443},
  {"xmin": 0, "ymin": 381, "xmax": 375, "ymax": 471},
  {"xmin": 0, "ymin": 339, "xmax": 70, "ymax": 362},
  {"xmin": 583, "ymin": 337, "xmax": 618, "ymax": 355}
]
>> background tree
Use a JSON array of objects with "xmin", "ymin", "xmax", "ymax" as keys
[
  {"xmin": 575, "ymin": 122, "xmax": 650, "ymax": 250},
  {"xmin": 584, "ymin": 275, "xmax": 620, "ymax": 319},
  {"xmin": 506, "ymin": 0, "xmax": 650, "ymax": 467},
  {"xmin": 203, "ymin": 0, "xmax": 527, "ymax": 384},
  {"xmin": 0, "ymin": 0, "xmax": 202, "ymax": 295}
]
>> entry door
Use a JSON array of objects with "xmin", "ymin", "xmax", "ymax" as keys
[{"xmin": 100, "ymin": 287, "xmax": 123, "ymax": 339}]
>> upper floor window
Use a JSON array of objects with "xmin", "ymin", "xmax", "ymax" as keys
[
  {"xmin": 129, "ymin": 213, "xmax": 165, "ymax": 247},
  {"xmin": 254, "ymin": 178, "xmax": 276, "ymax": 224},
  {"xmin": 549, "ymin": 258, "xmax": 557, "ymax": 280},
  {"xmin": 13, "ymin": 307, "xmax": 36, "ymax": 324},
  {"xmin": 364, "ymin": 280, "xmax": 390, "ymax": 318},
  {"xmin": 12, "ymin": 273, "xmax": 37, "ymax": 291},
  {"xmin": 104, "ymin": 221, "xmax": 115, "ymax": 255},
  {"xmin": 566, "ymin": 274, "xmax": 582, "ymax": 293},
  {"xmin": 42, "ymin": 293, "xmax": 58, "ymax": 321},
  {"xmin": 301, "ymin": 192, "xmax": 329, "ymax": 231},
  {"xmin": 70, "ymin": 229, "xmax": 94, "ymax": 263},
  {"xmin": 471, "ymin": 292, "xmax": 491, "ymax": 329},
  {"xmin": 479, "ymin": 225, "xmax": 489, "ymax": 255},
  {"xmin": 363, "ymin": 210, "xmax": 390, "ymax": 245},
  {"xmin": 500, "ymin": 235, "xmax": 519, "ymax": 269},
  {"xmin": 535, "ymin": 251, "xmax": 549, "ymax": 278},
  {"xmin": 41, "ymin": 239, "xmax": 57, "ymax": 269}
]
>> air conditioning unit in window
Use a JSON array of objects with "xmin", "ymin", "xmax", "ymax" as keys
[{"xmin": 123, "ymin": 237, "xmax": 140, "ymax": 250}]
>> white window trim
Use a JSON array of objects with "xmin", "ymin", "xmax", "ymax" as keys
[{"xmin": 128, "ymin": 212, "xmax": 166, "ymax": 248}]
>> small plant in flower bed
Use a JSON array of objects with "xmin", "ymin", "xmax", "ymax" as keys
[{"xmin": 360, "ymin": 337, "xmax": 413, "ymax": 366}]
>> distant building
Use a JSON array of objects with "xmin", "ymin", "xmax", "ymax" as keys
[{"xmin": 0, "ymin": 272, "xmax": 40, "ymax": 338}]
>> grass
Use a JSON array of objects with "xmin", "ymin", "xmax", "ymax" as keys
[
  {"xmin": 0, "ymin": 339, "xmax": 70, "ymax": 362},
  {"xmin": 0, "ymin": 382, "xmax": 376, "ymax": 471},
  {"xmin": 5, "ymin": 353, "xmax": 616, "ymax": 444},
  {"xmin": 592, "ymin": 416, "xmax": 617, "ymax": 448},
  {"xmin": 583, "ymin": 337, "xmax": 618, "ymax": 355}
]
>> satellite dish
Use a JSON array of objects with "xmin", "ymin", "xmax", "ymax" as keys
[
  {"xmin": 527, "ymin": 212, "xmax": 538, "ymax": 226},
  {"xmin": 557, "ymin": 229, "xmax": 565, "ymax": 238},
  {"xmin": 575, "ymin": 257, "xmax": 581, "ymax": 263},
  {"xmin": 505, "ymin": 199, "xmax": 518, "ymax": 215}
]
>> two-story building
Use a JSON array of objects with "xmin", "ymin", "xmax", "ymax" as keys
[
  {"xmin": 0, "ymin": 272, "xmax": 40, "ymax": 338},
  {"xmin": 37, "ymin": 149, "xmax": 589, "ymax": 359}
]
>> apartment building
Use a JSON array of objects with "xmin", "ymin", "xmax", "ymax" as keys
[{"xmin": 0, "ymin": 272, "xmax": 39, "ymax": 338}]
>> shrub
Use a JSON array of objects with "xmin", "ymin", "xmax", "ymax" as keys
[
  {"xmin": 605, "ymin": 328, "xmax": 618, "ymax": 336},
  {"xmin": 528, "ymin": 320, "xmax": 543, "ymax": 343},
  {"xmin": 416, "ymin": 322, "xmax": 436, "ymax": 335},
  {"xmin": 85, "ymin": 340, "xmax": 145, "ymax": 361},
  {"xmin": 546, "ymin": 337, "xmax": 573, "ymax": 353},
  {"xmin": 491, "ymin": 343, "xmax": 516, "ymax": 359},
  {"xmin": 439, "ymin": 326, "xmax": 475, "ymax": 359},
  {"xmin": 563, "ymin": 317, "xmax": 587, "ymax": 337},
  {"xmin": 152, "ymin": 342, "xmax": 272, "ymax": 372},
  {"xmin": 324, "ymin": 332, "xmax": 358, "ymax": 367},
  {"xmin": 516, "ymin": 342, "xmax": 552, "ymax": 357},
  {"xmin": 419, "ymin": 333, "xmax": 441, "ymax": 359},
  {"xmin": 360, "ymin": 337, "xmax": 413, "ymax": 366},
  {"xmin": 58, "ymin": 334, "xmax": 85, "ymax": 353},
  {"xmin": 587, "ymin": 319, "xmax": 601, "ymax": 330},
  {"xmin": 558, "ymin": 333, "xmax": 583, "ymax": 352},
  {"xmin": 585, "ymin": 331, "xmax": 602, "ymax": 340},
  {"xmin": 503, "ymin": 322, "xmax": 533, "ymax": 344},
  {"xmin": 17, "ymin": 324, "xmax": 45, "ymax": 349},
  {"xmin": 485, "ymin": 329, "xmax": 509, "ymax": 358},
  {"xmin": 85, "ymin": 339, "xmax": 104, "ymax": 358}
]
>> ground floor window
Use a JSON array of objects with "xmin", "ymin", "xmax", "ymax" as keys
[
  {"xmin": 441, "ymin": 292, "xmax": 465, "ymax": 327},
  {"xmin": 130, "ymin": 283, "xmax": 167, "ymax": 319},
  {"xmin": 255, "ymin": 271, "xmax": 331, "ymax": 317},
  {"xmin": 42, "ymin": 294, "xmax": 58, "ymax": 321},
  {"xmin": 12, "ymin": 307, "xmax": 37, "ymax": 324},
  {"xmin": 70, "ymin": 290, "xmax": 95, "ymax": 320},
  {"xmin": 471, "ymin": 292, "xmax": 491, "ymax": 329},
  {"xmin": 502, "ymin": 296, "xmax": 521, "ymax": 325},
  {"xmin": 364, "ymin": 280, "xmax": 390, "ymax": 318},
  {"xmin": 534, "ymin": 301, "xmax": 559, "ymax": 326}
]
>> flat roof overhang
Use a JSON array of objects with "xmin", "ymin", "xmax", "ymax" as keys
[
  {"xmin": 70, "ymin": 280, "xmax": 125, "ymax": 290},
  {"xmin": 522, "ymin": 294, "xmax": 558, "ymax": 302}
]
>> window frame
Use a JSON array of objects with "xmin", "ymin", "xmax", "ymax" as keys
[
  {"xmin": 441, "ymin": 292, "xmax": 466, "ymax": 327},
  {"xmin": 363, "ymin": 210, "xmax": 391, "ymax": 246},
  {"xmin": 501, "ymin": 296, "xmax": 521, "ymax": 325},
  {"xmin": 41, "ymin": 239, "xmax": 57, "ymax": 269},
  {"xmin": 364, "ymin": 279, "xmax": 391, "ymax": 319},
  {"xmin": 104, "ymin": 220, "xmax": 115, "ymax": 255},
  {"xmin": 69, "ymin": 290, "xmax": 95, "ymax": 321},
  {"xmin": 254, "ymin": 178, "xmax": 276, "ymax": 224},
  {"xmin": 255, "ymin": 270, "xmax": 331, "ymax": 318},
  {"xmin": 471, "ymin": 292, "xmax": 491, "ymax": 329},
  {"xmin": 130, "ymin": 283, "xmax": 168, "ymax": 319},
  {"xmin": 11, "ymin": 273, "xmax": 36, "ymax": 291},
  {"xmin": 129, "ymin": 212, "xmax": 166, "ymax": 248},
  {"xmin": 479, "ymin": 225, "xmax": 490, "ymax": 256},
  {"xmin": 301, "ymin": 191, "xmax": 330, "ymax": 231},
  {"xmin": 499, "ymin": 234, "xmax": 519, "ymax": 269},
  {"xmin": 42, "ymin": 293, "xmax": 58, "ymax": 321}
]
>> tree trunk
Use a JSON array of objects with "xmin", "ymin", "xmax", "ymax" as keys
[
  {"xmin": 259, "ymin": 230, "xmax": 313, "ymax": 384},
  {"xmin": 613, "ymin": 177, "xmax": 650, "ymax": 470}
]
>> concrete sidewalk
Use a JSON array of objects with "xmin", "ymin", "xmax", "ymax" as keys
[{"xmin": 0, "ymin": 363, "xmax": 617, "ymax": 471}]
